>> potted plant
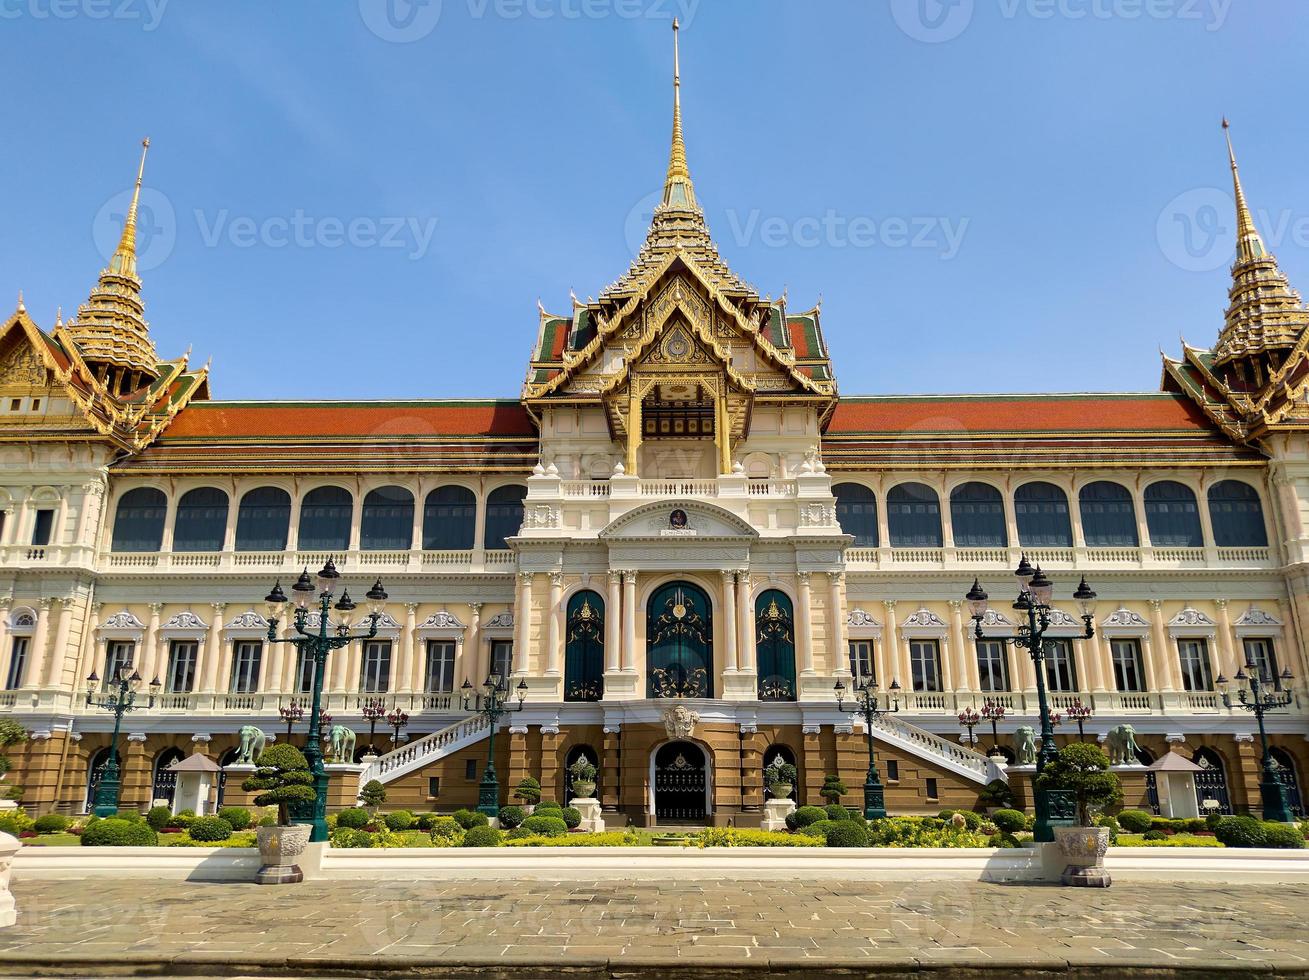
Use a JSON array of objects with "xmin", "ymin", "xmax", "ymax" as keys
[
  {"xmin": 765, "ymin": 759, "xmax": 797, "ymax": 799},
  {"xmin": 241, "ymin": 744, "xmax": 316, "ymax": 885},
  {"xmin": 1034, "ymin": 743, "xmax": 1122, "ymax": 888},
  {"xmin": 568, "ymin": 758, "xmax": 597, "ymax": 798}
]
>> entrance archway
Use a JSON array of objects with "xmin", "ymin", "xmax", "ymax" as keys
[
  {"xmin": 152, "ymin": 748, "xmax": 185, "ymax": 807},
  {"xmin": 1270, "ymin": 748, "xmax": 1304, "ymax": 817},
  {"xmin": 651, "ymin": 740, "xmax": 709, "ymax": 822},
  {"xmin": 647, "ymin": 581, "xmax": 713, "ymax": 699},
  {"xmin": 84, "ymin": 747, "xmax": 122, "ymax": 813},
  {"xmin": 564, "ymin": 744, "xmax": 599, "ymax": 805},
  {"xmin": 1192, "ymin": 747, "xmax": 1233, "ymax": 815}
]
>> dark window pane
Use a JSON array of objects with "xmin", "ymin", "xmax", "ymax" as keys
[
  {"xmin": 888, "ymin": 483, "xmax": 942, "ymax": 548},
  {"xmin": 1015, "ymin": 482, "xmax": 1072, "ymax": 547},
  {"xmin": 298, "ymin": 486, "xmax": 353, "ymax": 551},
  {"xmin": 950, "ymin": 482, "xmax": 1006, "ymax": 547},
  {"xmin": 111, "ymin": 488, "xmax": 167, "ymax": 553},
  {"xmin": 833, "ymin": 483, "xmax": 878, "ymax": 547},
  {"xmin": 423, "ymin": 486, "xmax": 476, "ymax": 550},
  {"xmin": 173, "ymin": 487, "xmax": 229, "ymax": 552},
  {"xmin": 31, "ymin": 509, "xmax": 54, "ymax": 547},
  {"xmin": 1079, "ymin": 482, "xmax": 1137, "ymax": 547},
  {"xmin": 235, "ymin": 487, "xmax": 291, "ymax": 552},
  {"xmin": 1144, "ymin": 481, "xmax": 1202, "ymax": 548},
  {"xmin": 360, "ymin": 486, "xmax": 414, "ymax": 551},
  {"xmin": 483, "ymin": 485, "xmax": 526, "ymax": 550},
  {"xmin": 1208, "ymin": 481, "xmax": 1268, "ymax": 547}
]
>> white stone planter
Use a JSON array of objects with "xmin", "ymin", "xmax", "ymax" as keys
[
  {"xmin": 255, "ymin": 824, "xmax": 312, "ymax": 885},
  {"xmin": 572, "ymin": 781, "xmax": 596, "ymax": 798},
  {"xmin": 1054, "ymin": 825, "xmax": 1111, "ymax": 887}
]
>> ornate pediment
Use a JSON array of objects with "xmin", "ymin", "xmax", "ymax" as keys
[
  {"xmin": 901, "ymin": 607, "xmax": 947, "ymax": 632},
  {"xmin": 1102, "ymin": 606, "xmax": 1149, "ymax": 631},
  {"xmin": 1168, "ymin": 606, "xmax": 1216, "ymax": 631},
  {"xmin": 847, "ymin": 608, "xmax": 880, "ymax": 628},
  {"xmin": 99, "ymin": 610, "xmax": 146, "ymax": 632},
  {"xmin": 599, "ymin": 500, "xmax": 758, "ymax": 541},
  {"xmin": 224, "ymin": 610, "xmax": 268, "ymax": 632},
  {"xmin": 484, "ymin": 611, "xmax": 514, "ymax": 630},
  {"xmin": 1235, "ymin": 606, "xmax": 1281, "ymax": 628},
  {"xmin": 160, "ymin": 610, "xmax": 209, "ymax": 633}
]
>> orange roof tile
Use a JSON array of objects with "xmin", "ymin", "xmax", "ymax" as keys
[{"xmin": 161, "ymin": 400, "xmax": 537, "ymax": 440}]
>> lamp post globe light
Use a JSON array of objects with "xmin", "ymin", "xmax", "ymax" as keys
[
  {"xmin": 387, "ymin": 706, "xmax": 410, "ymax": 746},
  {"xmin": 262, "ymin": 561, "xmax": 387, "ymax": 843},
  {"xmin": 85, "ymin": 664, "xmax": 160, "ymax": 817},
  {"xmin": 965, "ymin": 559, "xmax": 1097, "ymax": 842},
  {"xmin": 279, "ymin": 698, "xmax": 304, "ymax": 744},
  {"xmin": 1217, "ymin": 663, "xmax": 1297, "ymax": 823},
  {"xmin": 361, "ymin": 697, "xmax": 387, "ymax": 755},
  {"xmin": 980, "ymin": 698, "xmax": 1007, "ymax": 755},
  {"xmin": 834, "ymin": 676, "xmax": 900, "ymax": 820},
  {"xmin": 958, "ymin": 706, "xmax": 981, "ymax": 747},
  {"xmin": 461, "ymin": 674, "xmax": 527, "ymax": 818}
]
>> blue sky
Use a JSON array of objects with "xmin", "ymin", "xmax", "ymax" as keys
[{"xmin": 5, "ymin": 0, "xmax": 1307, "ymax": 400}]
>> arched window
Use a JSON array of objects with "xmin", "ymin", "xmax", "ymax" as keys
[
  {"xmin": 755, "ymin": 590, "xmax": 797, "ymax": 701},
  {"xmin": 111, "ymin": 487, "xmax": 167, "ymax": 553},
  {"xmin": 647, "ymin": 581, "xmax": 713, "ymax": 698},
  {"xmin": 152, "ymin": 747, "xmax": 185, "ymax": 806},
  {"xmin": 563, "ymin": 591, "xmax": 604, "ymax": 702},
  {"xmin": 235, "ymin": 487, "xmax": 291, "ymax": 552},
  {"xmin": 215, "ymin": 747, "xmax": 241, "ymax": 808},
  {"xmin": 564, "ymin": 744, "xmax": 599, "ymax": 804},
  {"xmin": 1192, "ymin": 747, "xmax": 1232, "ymax": 815},
  {"xmin": 887, "ymin": 483, "xmax": 942, "ymax": 548},
  {"xmin": 1208, "ymin": 481, "xmax": 1268, "ymax": 547},
  {"xmin": 1270, "ymin": 747, "xmax": 1305, "ymax": 818},
  {"xmin": 949, "ymin": 483, "xmax": 1007, "ymax": 547},
  {"xmin": 84, "ymin": 746, "xmax": 122, "ymax": 813},
  {"xmin": 172, "ymin": 487, "xmax": 229, "ymax": 552},
  {"xmin": 1078, "ymin": 482, "xmax": 1137, "ymax": 547},
  {"xmin": 833, "ymin": 483, "xmax": 878, "ymax": 547},
  {"xmin": 1144, "ymin": 481, "xmax": 1202, "ymax": 548},
  {"xmin": 297, "ymin": 487, "xmax": 352, "ymax": 552},
  {"xmin": 1014, "ymin": 482, "xmax": 1072, "ymax": 547},
  {"xmin": 483, "ymin": 485, "xmax": 526, "ymax": 550},
  {"xmin": 763, "ymin": 743, "xmax": 798, "ymax": 801},
  {"xmin": 360, "ymin": 486, "xmax": 414, "ymax": 551},
  {"xmin": 422, "ymin": 486, "xmax": 476, "ymax": 550}
]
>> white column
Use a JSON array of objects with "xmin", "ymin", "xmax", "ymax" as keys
[
  {"xmin": 721, "ymin": 572, "xmax": 738, "ymax": 672},
  {"xmin": 1149, "ymin": 599, "xmax": 1178, "ymax": 692},
  {"xmin": 1089, "ymin": 628, "xmax": 1110, "ymax": 693},
  {"xmin": 1214, "ymin": 598, "xmax": 1239, "ymax": 677},
  {"xmin": 286, "ymin": 491, "xmax": 302, "ymax": 551},
  {"xmin": 827, "ymin": 572, "xmax": 847, "ymax": 675},
  {"xmin": 948, "ymin": 599, "xmax": 971, "ymax": 694},
  {"xmin": 348, "ymin": 487, "xmax": 363, "ymax": 553},
  {"xmin": 201, "ymin": 603, "xmax": 225, "ymax": 693},
  {"xmin": 796, "ymin": 572, "xmax": 814, "ymax": 674},
  {"xmin": 44, "ymin": 595, "xmax": 75, "ymax": 689},
  {"xmin": 159, "ymin": 492, "xmax": 178, "ymax": 553},
  {"xmin": 137, "ymin": 603, "xmax": 163, "ymax": 686},
  {"xmin": 622, "ymin": 571, "xmax": 637, "ymax": 672},
  {"xmin": 465, "ymin": 602, "xmax": 483, "ymax": 688},
  {"xmin": 266, "ymin": 624, "xmax": 286, "ymax": 695},
  {"xmin": 24, "ymin": 598, "xmax": 52, "ymax": 688},
  {"xmin": 879, "ymin": 600, "xmax": 897, "ymax": 688},
  {"xmin": 736, "ymin": 572, "xmax": 754, "ymax": 673},
  {"xmin": 0, "ymin": 599, "xmax": 10, "ymax": 683},
  {"xmin": 546, "ymin": 573, "xmax": 564, "ymax": 674},
  {"xmin": 604, "ymin": 572, "xmax": 621, "ymax": 672},
  {"xmin": 75, "ymin": 602, "xmax": 102, "ymax": 686},
  {"xmin": 402, "ymin": 603, "xmax": 419, "ymax": 693},
  {"xmin": 513, "ymin": 572, "xmax": 533, "ymax": 675}
]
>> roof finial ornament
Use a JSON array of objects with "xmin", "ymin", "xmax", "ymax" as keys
[
  {"xmin": 109, "ymin": 137, "xmax": 151, "ymax": 279},
  {"xmin": 54, "ymin": 306, "xmax": 63, "ymax": 327},
  {"xmin": 15, "ymin": 290, "xmax": 24, "ymax": 314},
  {"xmin": 662, "ymin": 18, "xmax": 697, "ymax": 211},
  {"xmin": 1222, "ymin": 118, "xmax": 1267, "ymax": 265}
]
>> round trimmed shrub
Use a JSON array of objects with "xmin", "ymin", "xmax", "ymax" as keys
[
  {"xmin": 535, "ymin": 800, "xmax": 562, "ymax": 812},
  {"xmin": 415, "ymin": 812, "xmax": 441, "ymax": 831},
  {"xmin": 799, "ymin": 819, "xmax": 835, "ymax": 839},
  {"xmin": 336, "ymin": 808, "xmax": 370, "ymax": 829},
  {"xmin": 188, "ymin": 816, "xmax": 234, "ymax": 842},
  {"xmin": 429, "ymin": 817, "xmax": 462, "ymax": 841},
  {"xmin": 217, "ymin": 806, "xmax": 251, "ymax": 831},
  {"xmin": 330, "ymin": 828, "xmax": 374, "ymax": 849},
  {"xmin": 560, "ymin": 806, "xmax": 581, "ymax": 830},
  {"xmin": 824, "ymin": 804, "xmax": 850, "ymax": 822},
  {"xmin": 825, "ymin": 821, "xmax": 869, "ymax": 847},
  {"xmin": 81, "ymin": 818, "xmax": 158, "ymax": 847},
  {"xmin": 33, "ymin": 814, "xmax": 70, "ymax": 835},
  {"xmin": 146, "ymin": 806, "xmax": 173, "ymax": 831},
  {"xmin": 170, "ymin": 809, "xmax": 196, "ymax": 830},
  {"xmin": 1142, "ymin": 829, "xmax": 1167, "ymax": 841},
  {"xmin": 0, "ymin": 812, "xmax": 33, "ymax": 836},
  {"xmin": 991, "ymin": 808, "xmax": 1027, "ymax": 834},
  {"xmin": 384, "ymin": 810, "xmax": 415, "ymax": 832},
  {"xmin": 784, "ymin": 810, "xmax": 801, "ymax": 832},
  {"xmin": 1215, "ymin": 815, "xmax": 1267, "ymax": 848},
  {"xmin": 1262, "ymin": 823, "xmax": 1305, "ymax": 849},
  {"xmin": 954, "ymin": 810, "xmax": 983, "ymax": 831},
  {"xmin": 462, "ymin": 825, "xmax": 501, "ymax": 847},
  {"xmin": 1116, "ymin": 809, "xmax": 1153, "ymax": 834},
  {"xmin": 506, "ymin": 827, "xmax": 534, "ymax": 839},
  {"xmin": 794, "ymin": 805, "xmax": 827, "ymax": 828},
  {"xmin": 498, "ymin": 805, "xmax": 525, "ymax": 829},
  {"xmin": 521, "ymin": 814, "xmax": 568, "ymax": 837},
  {"xmin": 453, "ymin": 808, "xmax": 488, "ymax": 829}
]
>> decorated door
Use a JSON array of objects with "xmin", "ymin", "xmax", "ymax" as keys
[
  {"xmin": 563, "ymin": 591, "xmax": 604, "ymax": 702},
  {"xmin": 755, "ymin": 590, "xmax": 797, "ymax": 701},
  {"xmin": 647, "ymin": 582, "xmax": 713, "ymax": 698},
  {"xmin": 653, "ymin": 740, "xmax": 707, "ymax": 821}
]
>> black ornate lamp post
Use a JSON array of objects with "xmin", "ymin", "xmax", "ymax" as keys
[
  {"xmin": 361, "ymin": 697, "xmax": 386, "ymax": 755},
  {"xmin": 279, "ymin": 698, "xmax": 304, "ymax": 744},
  {"xmin": 262, "ymin": 561, "xmax": 387, "ymax": 843},
  {"xmin": 834, "ymin": 677, "xmax": 900, "ymax": 820},
  {"xmin": 85, "ymin": 664, "xmax": 160, "ymax": 817},
  {"xmin": 980, "ymin": 698, "xmax": 1007, "ymax": 755},
  {"xmin": 1218, "ymin": 662, "xmax": 1296, "ymax": 823},
  {"xmin": 958, "ymin": 706, "xmax": 981, "ymax": 748},
  {"xmin": 387, "ymin": 706, "xmax": 410, "ymax": 746},
  {"xmin": 965, "ymin": 562, "xmax": 1097, "ymax": 842},
  {"xmin": 1066, "ymin": 699, "xmax": 1093, "ymax": 741},
  {"xmin": 461, "ymin": 673, "xmax": 527, "ymax": 818}
]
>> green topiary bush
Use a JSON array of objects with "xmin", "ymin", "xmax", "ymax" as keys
[
  {"xmin": 1262, "ymin": 823, "xmax": 1305, "ymax": 849},
  {"xmin": 825, "ymin": 821, "xmax": 870, "ymax": 847},
  {"xmin": 1142, "ymin": 829, "xmax": 1167, "ymax": 841},
  {"xmin": 1214, "ymin": 815, "xmax": 1267, "ymax": 848},
  {"xmin": 521, "ymin": 814, "xmax": 568, "ymax": 837},
  {"xmin": 170, "ymin": 809, "xmax": 197, "ymax": 830},
  {"xmin": 384, "ymin": 810, "xmax": 415, "ymax": 832},
  {"xmin": 514, "ymin": 777, "xmax": 541, "ymax": 805},
  {"xmin": 560, "ymin": 806, "xmax": 581, "ymax": 830},
  {"xmin": 415, "ymin": 812, "xmax": 441, "ymax": 831},
  {"xmin": 0, "ymin": 812, "xmax": 34, "ymax": 837},
  {"xmin": 359, "ymin": 779, "xmax": 387, "ymax": 811},
  {"xmin": 506, "ymin": 827, "xmax": 534, "ymax": 839},
  {"xmin": 819, "ymin": 774, "xmax": 847, "ymax": 804},
  {"xmin": 81, "ymin": 818, "xmax": 158, "ymax": 847},
  {"xmin": 953, "ymin": 810, "xmax": 983, "ymax": 830},
  {"xmin": 429, "ymin": 817, "xmax": 462, "ymax": 841},
  {"xmin": 146, "ymin": 806, "xmax": 173, "ymax": 831},
  {"xmin": 453, "ymin": 809, "xmax": 488, "ymax": 829},
  {"xmin": 825, "ymin": 804, "xmax": 850, "ymax": 822},
  {"xmin": 33, "ymin": 813, "xmax": 70, "ymax": 834},
  {"xmin": 799, "ymin": 819, "xmax": 836, "ymax": 839},
  {"xmin": 462, "ymin": 825, "xmax": 501, "ymax": 847},
  {"xmin": 188, "ymin": 816, "xmax": 234, "ymax": 842},
  {"xmin": 535, "ymin": 800, "xmax": 562, "ymax": 812},
  {"xmin": 217, "ymin": 806, "xmax": 251, "ymax": 831},
  {"xmin": 498, "ymin": 805, "xmax": 525, "ymax": 829},
  {"xmin": 242, "ymin": 744, "xmax": 316, "ymax": 825},
  {"xmin": 1116, "ymin": 809, "xmax": 1153, "ymax": 834},
  {"xmin": 991, "ymin": 808, "xmax": 1027, "ymax": 834},
  {"xmin": 330, "ymin": 828, "xmax": 374, "ymax": 849},
  {"xmin": 794, "ymin": 805, "xmax": 827, "ymax": 828},
  {"xmin": 336, "ymin": 808, "xmax": 370, "ymax": 829}
]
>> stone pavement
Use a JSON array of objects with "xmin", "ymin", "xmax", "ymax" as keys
[{"xmin": 1, "ymin": 877, "xmax": 1307, "ymax": 978}]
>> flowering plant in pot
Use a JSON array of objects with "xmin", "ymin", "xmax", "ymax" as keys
[
  {"xmin": 568, "ymin": 758, "xmax": 598, "ymax": 798},
  {"xmin": 242, "ymin": 744, "xmax": 316, "ymax": 885},
  {"xmin": 1034, "ymin": 743, "xmax": 1122, "ymax": 888},
  {"xmin": 765, "ymin": 759, "xmax": 797, "ymax": 799}
]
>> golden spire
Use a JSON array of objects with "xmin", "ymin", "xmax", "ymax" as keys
[
  {"xmin": 662, "ymin": 19, "xmax": 697, "ymax": 210},
  {"xmin": 108, "ymin": 137, "xmax": 151, "ymax": 279},
  {"xmin": 1223, "ymin": 119, "xmax": 1266, "ymax": 265},
  {"xmin": 15, "ymin": 290, "xmax": 23, "ymax": 314}
]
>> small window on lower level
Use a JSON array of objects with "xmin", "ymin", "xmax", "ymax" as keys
[
  {"xmin": 428, "ymin": 776, "xmax": 440, "ymax": 798},
  {"xmin": 7, "ymin": 399, "xmax": 18, "ymax": 412},
  {"xmin": 465, "ymin": 759, "xmax": 476, "ymax": 780},
  {"xmin": 925, "ymin": 777, "xmax": 939, "ymax": 800},
  {"xmin": 886, "ymin": 760, "xmax": 899, "ymax": 782},
  {"xmin": 29, "ymin": 398, "xmax": 40, "ymax": 412}
]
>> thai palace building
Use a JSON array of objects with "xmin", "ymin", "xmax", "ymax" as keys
[{"xmin": 3, "ymin": 28, "xmax": 1309, "ymax": 827}]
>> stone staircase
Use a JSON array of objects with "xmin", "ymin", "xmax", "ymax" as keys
[
  {"xmin": 867, "ymin": 712, "xmax": 1006, "ymax": 785},
  {"xmin": 358, "ymin": 714, "xmax": 490, "ymax": 792}
]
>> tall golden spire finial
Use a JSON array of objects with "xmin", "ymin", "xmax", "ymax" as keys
[
  {"xmin": 662, "ymin": 19, "xmax": 697, "ymax": 210},
  {"xmin": 1223, "ymin": 118, "xmax": 1266, "ymax": 265},
  {"xmin": 16, "ymin": 290, "xmax": 24, "ymax": 314},
  {"xmin": 108, "ymin": 137, "xmax": 151, "ymax": 279}
]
